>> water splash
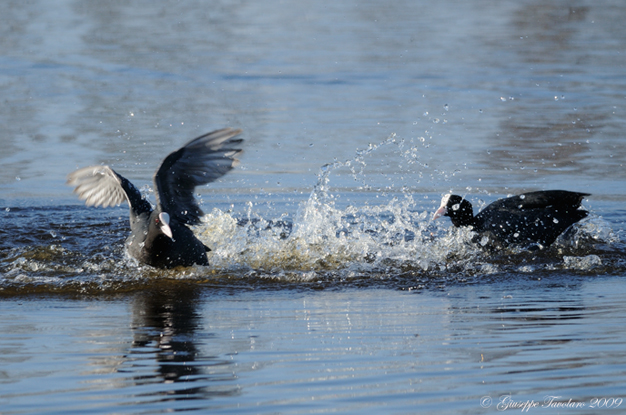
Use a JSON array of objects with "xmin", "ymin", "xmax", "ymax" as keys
[
  {"xmin": 194, "ymin": 134, "xmax": 455, "ymax": 276},
  {"xmin": 193, "ymin": 136, "xmax": 617, "ymax": 280}
]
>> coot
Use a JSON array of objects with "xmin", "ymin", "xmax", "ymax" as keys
[
  {"xmin": 433, "ymin": 190, "xmax": 590, "ymax": 248},
  {"xmin": 67, "ymin": 128, "xmax": 243, "ymax": 268}
]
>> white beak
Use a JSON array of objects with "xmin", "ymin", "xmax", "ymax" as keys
[
  {"xmin": 159, "ymin": 212, "xmax": 173, "ymax": 238},
  {"xmin": 432, "ymin": 205, "xmax": 447, "ymax": 220},
  {"xmin": 433, "ymin": 194, "xmax": 451, "ymax": 220}
]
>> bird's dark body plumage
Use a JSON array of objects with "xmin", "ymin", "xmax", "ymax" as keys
[
  {"xmin": 434, "ymin": 190, "xmax": 590, "ymax": 249},
  {"xmin": 68, "ymin": 128, "xmax": 243, "ymax": 268}
]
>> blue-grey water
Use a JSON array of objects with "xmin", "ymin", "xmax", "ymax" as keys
[{"xmin": 2, "ymin": 0, "xmax": 626, "ymax": 414}]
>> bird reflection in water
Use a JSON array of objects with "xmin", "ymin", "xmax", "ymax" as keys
[{"xmin": 125, "ymin": 285, "xmax": 241, "ymax": 402}]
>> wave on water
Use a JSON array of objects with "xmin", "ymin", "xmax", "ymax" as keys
[{"xmin": 0, "ymin": 136, "xmax": 623, "ymax": 295}]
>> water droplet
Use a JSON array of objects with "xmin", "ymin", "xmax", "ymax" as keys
[
  {"xmin": 443, "ymin": 104, "xmax": 449, "ymax": 111},
  {"xmin": 553, "ymin": 218, "xmax": 559, "ymax": 224},
  {"xmin": 15, "ymin": 176, "xmax": 20, "ymax": 181},
  {"xmin": 5, "ymin": 207, "xmax": 10, "ymax": 212},
  {"xmin": 519, "ymin": 194, "xmax": 525, "ymax": 199}
]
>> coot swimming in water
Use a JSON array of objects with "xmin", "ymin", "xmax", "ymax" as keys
[
  {"xmin": 433, "ymin": 190, "xmax": 590, "ymax": 249},
  {"xmin": 67, "ymin": 128, "xmax": 243, "ymax": 268}
]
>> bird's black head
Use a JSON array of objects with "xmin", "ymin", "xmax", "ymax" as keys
[{"xmin": 433, "ymin": 194, "xmax": 475, "ymax": 227}]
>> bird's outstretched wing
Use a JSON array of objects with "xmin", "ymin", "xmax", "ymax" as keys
[
  {"xmin": 154, "ymin": 128, "xmax": 243, "ymax": 225},
  {"xmin": 67, "ymin": 165, "xmax": 151, "ymax": 214}
]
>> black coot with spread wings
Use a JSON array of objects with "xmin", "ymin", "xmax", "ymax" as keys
[
  {"xmin": 68, "ymin": 128, "xmax": 243, "ymax": 268},
  {"xmin": 433, "ymin": 190, "xmax": 589, "ymax": 249}
]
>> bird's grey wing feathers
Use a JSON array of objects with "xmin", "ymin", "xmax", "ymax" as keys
[
  {"xmin": 67, "ymin": 165, "xmax": 151, "ymax": 214},
  {"xmin": 154, "ymin": 128, "xmax": 243, "ymax": 225}
]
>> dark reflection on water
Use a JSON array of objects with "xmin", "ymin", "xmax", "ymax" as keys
[
  {"xmin": 123, "ymin": 286, "xmax": 241, "ymax": 404},
  {"xmin": 512, "ymin": 3, "xmax": 590, "ymax": 62}
]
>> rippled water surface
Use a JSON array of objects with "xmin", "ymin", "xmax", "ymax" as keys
[{"xmin": 2, "ymin": 0, "xmax": 626, "ymax": 413}]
